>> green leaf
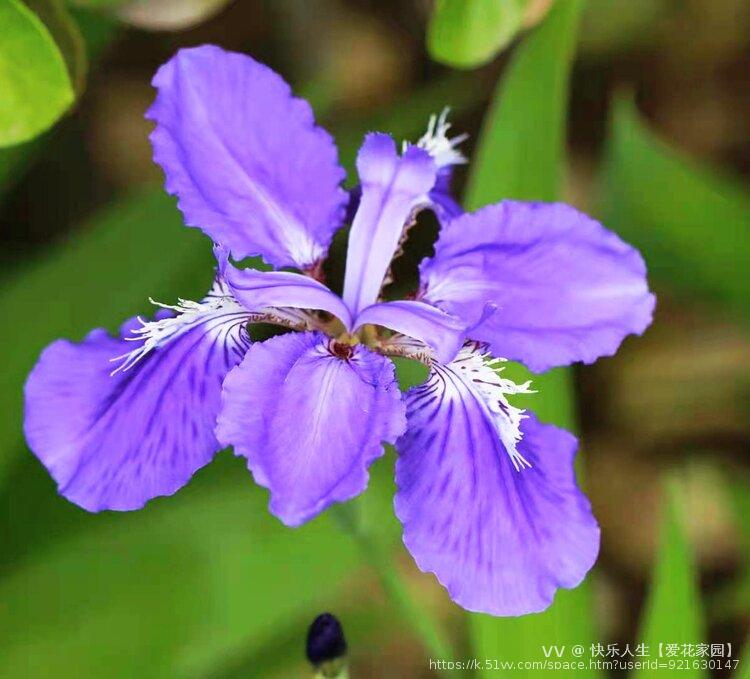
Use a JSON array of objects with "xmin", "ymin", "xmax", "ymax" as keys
[
  {"xmin": 466, "ymin": 0, "xmax": 581, "ymax": 207},
  {"xmin": 427, "ymin": 0, "xmax": 528, "ymax": 69},
  {"xmin": 0, "ymin": 139, "xmax": 42, "ymax": 200},
  {"xmin": 464, "ymin": 1, "xmax": 601, "ymax": 676},
  {"xmin": 0, "ymin": 7, "xmax": 115, "ymax": 204},
  {"xmin": 0, "ymin": 188, "xmax": 212, "ymax": 486},
  {"xmin": 601, "ymin": 96, "xmax": 750, "ymax": 317},
  {"xmin": 634, "ymin": 479, "xmax": 707, "ymax": 679},
  {"xmin": 0, "ymin": 0, "xmax": 77, "ymax": 146},
  {"xmin": 26, "ymin": 0, "xmax": 88, "ymax": 94},
  {"xmin": 0, "ymin": 460, "xmax": 372, "ymax": 678}
]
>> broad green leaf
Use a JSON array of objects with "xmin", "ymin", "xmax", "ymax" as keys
[
  {"xmin": 602, "ymin": 96, "xmax": 750, "ymax": 317},
  {"xmin": 464, "ymin": 1, "xmax": 601, "ymax": 676},
  {"xmin": 0, "ymin": 7, "xmax": 116, "ymax": 203},
  {"xmin": 0, "ymin": 188, "xmax": 213, "ymax": 485},
  {"xmin": 0, "ymin": 457, "xmax": 389, "ymax": 678},
  {"xmin": 465, "ymin": 0, "xmax": 580, "ymax": 207},
  {"xmin": 634, "ymin": 480, "xmax": 707, "ymax": 679},
  {"xmin": 0, "ymin": 0, "xmax": 76, "ymax": 146},
  {"xmin": 26, "ymin": 0, "xmax": 87, "ymax": 94},
  {"xmin": 427, "ymin": 0, "xmax": 528, "ymax": 69}
]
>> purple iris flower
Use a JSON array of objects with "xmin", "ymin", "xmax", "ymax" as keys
[{"xmin": 23, "ymin": 45, "xmax": 655, "ymax": 616}]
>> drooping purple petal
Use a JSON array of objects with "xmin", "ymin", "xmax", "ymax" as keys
[
  {"xmin": 395, "ymin": 345, "xmax": 599, "ymax": 616},
  {"xmin": 354, "ymin": 300, "xmax": 466, "ymax": 363},
  {"xmin": 216, "ymin": 332, "xmax": 406, "ymax": 527},
  {"xmin": 420, "ymin": 201, "xmax": 655, "ymax": 373},
  {"xmin": 23, "ymin": 290, "xmax": 251, "ymax": 512},
  {"xmin": 223, "ymin": 262, "xmax": 353, "ymax": 329},
  {"xmin": 147, "ymin": 45, "xmax": 347, "ymax": 269},
  {"xmin": 342, "ymin": 134, "xmax": 436, "ymax": 316}
]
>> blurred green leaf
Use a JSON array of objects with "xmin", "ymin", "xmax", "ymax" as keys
[
  {"xmin": 634, "ymin": 480, "xmax": 707, "ymax": 679},
  {"xmin": 68, "ymin": 4, "xmax": 119, "ymax": 61},
  {"xmin": 466, "ymin": 0, "xmax": 580, "ymax": 207},
  {"xmin": 0, "ymin": 460, "xmax": 375, "ymax": 678},
  {"xmin": 0, "ymin": 0, "xmax": 77, "ymax": 146},
  {"xmin": 26, "ymin": 0, "xmax": 88, "ymax": 94},
  {"xmin": 0, "ymin": 140, "xmax": 42, "ymax": 200},
  {"xmin": 0, "ymin": 188, "xmax": 213, "ymax": 485},
  {"xmin": 0, "ymin": 7, "xmax": 116, "ymax": 203},
  {"xmin": 602, "ymin": 96, "xmax": 750, "ymax": 317},
  {"xmin": 464, "ymin": 1, "xmax": 601, "ymax": 675},
  {"xmin": 427, "ymin": 0, "xmax": 528, "ymax": 69}
]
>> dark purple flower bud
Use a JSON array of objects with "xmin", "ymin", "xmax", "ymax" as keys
[{"xmin": 306, "ymin": 612, "xmax": 347, "ymax": 667}]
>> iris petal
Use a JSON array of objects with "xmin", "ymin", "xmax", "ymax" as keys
[
  {"xmin": 23, "ymin": 290, "xmax": 251, "ymax": 512},
  {"xmin": 355, "ymin": 300, "xmax": 465, "ymax": 363},
  {"xmin": 147, "ymin": 45, "xmax": 347, "ymax": 269},
  {"xmin": 216, "ymin": 332, "xmax": 406, "ymax": 526},
  {"xmin": 223, "ymin": 262, "xmax": 354, "ymax": 329},
  {"xmin": 342, "ymin": 134, "xmax": 436, "ymax": 316},
  {"xmin": 420, "ymin": 201, "xmax": 655, "ymax": 373},
  {"xmin": 395, "ymin": 344, "xmax": 599, "ymax": 615}
]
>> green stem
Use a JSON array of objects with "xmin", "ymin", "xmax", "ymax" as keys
[{"xmin": 331, "ymin": 503, "xmax": 456, "ymax": 675}]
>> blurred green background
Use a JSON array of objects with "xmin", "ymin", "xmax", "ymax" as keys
[{"xmin": 1, "ymin": 0, "xmax": 749, "ymax": 677}]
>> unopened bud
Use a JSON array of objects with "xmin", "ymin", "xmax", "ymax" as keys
[{"xmin": 306, "ymin": 612, "xmax": 348, "ymax": 678}]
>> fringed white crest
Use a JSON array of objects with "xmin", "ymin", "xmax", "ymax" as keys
[
  {"xmin": 444, "ymin": 343, "xmax": 536, "ymax": 471},
  {"xmin": 411, "ymin": 108, "xmax": 468, "ymax": 169},
  {"xmin": 111, "ymin": 277, "xmax": 248, "ymax": 375}
]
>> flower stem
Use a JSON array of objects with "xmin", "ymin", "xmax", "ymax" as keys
[{"xmin": 331, "ymin": 503, "xmax": 456, "ymax": 674}]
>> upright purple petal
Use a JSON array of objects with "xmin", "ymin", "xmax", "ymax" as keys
[
  {"xmin": 430, "ymin": 170, "xmax": 464, "ymax": 225},
  {"xmin": 224, "ymin": 262, "xmax": 353, "ymax": 329},
  {"xmin": 355, "ymin": 300, "xmax": 465, "ymax": 363},
  {"xmin": 23, "ymin": 288, "xmax": 251, "ymax": 512},
  {"xmin": 147, "ymin": 45, "xmax": 347, "ymax": 269},
  {"xmin": 342, "ymin": 134, "xmax": 436, "ymax": 316},
  {"xmin": 395, "ymin": 345, "xmax": 599, "ymax": 616},
  {"xmin": 216, "ymin": 332, "xmax": 406, "ymax": 527},
  {"xmin": 413, "ymin": 109, "xmax": 466, "ymax": 225},
  {"xmin": 420, "ymin": 201, "xmax": 655, "ymax": 373}
]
